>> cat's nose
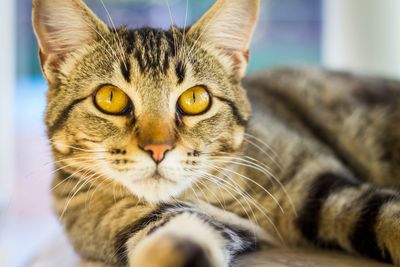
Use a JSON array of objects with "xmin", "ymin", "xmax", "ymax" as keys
[{"xmin": 142, "ymin": 143, "xmax": 173, "ymax": 163}]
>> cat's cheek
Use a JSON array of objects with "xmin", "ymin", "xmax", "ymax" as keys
[
  {"xmin": 51, "ymin": 132, "xmax": 72, "ymax": 154},
  {"xmin": 233, "ymin": 126, "xmax": 245, "ymax": 150}
]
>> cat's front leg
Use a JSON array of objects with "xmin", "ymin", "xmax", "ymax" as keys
[{"xmin": 128, "ymin": 213, "xmax": 232, "ymax": 267}]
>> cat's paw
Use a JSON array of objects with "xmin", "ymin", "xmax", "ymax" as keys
[{"xmin": 128, "ymin": 235, "xmax": 219, "ymax": 267}]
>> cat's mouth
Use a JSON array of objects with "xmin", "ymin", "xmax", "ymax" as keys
[
  {"xmin": 131, "ymin": 171, "xmax": 176, "ymax": 185},
  {"xmin": 153, "ymin": 171, "xmax": 168, "ymax": 180},
  {"xmin": 118, "ymin": 165, "xmax": 195, "ymax": 203}
]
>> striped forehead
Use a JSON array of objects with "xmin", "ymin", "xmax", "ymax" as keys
[{"xmin": 116, "ymin": 27, "xmax": 187, "ymax": 84}]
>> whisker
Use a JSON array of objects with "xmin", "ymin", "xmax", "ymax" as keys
[
  {"xmin": 183, "ymin": 4, "xmax": 226, "ymax": 67},
  {"xmin": 49, "ymin": 159, "xmax": 100, "ymax": 177},
  {"xmin": 190, "ymin": 185, "xmax": 202, "ymax": 204},
  {"xmin": 85, "ymin": 174, "xmax": 111, "ymax": 206},
  {"xmin": 207, "ymin": 156, "xmax": 297, "ymax": 216},
  {"xmin": 194, "ymin": 169, "xmax": 276, "ymax": 243},
  {"xmin": 211, "ymin": 168, "xmax": 262, "ymax": 231},
  {"xmin": 203, "ymin": 162, "xmax": 284, "ymax": 214},
  {"xmin": 243, "ymin": 137, "xmax": 282, "ymax": 171},
  {"xmin": 50, "ymin": 165, "xmax": 94, "ymax": 192},
  {"xmin": 196, "ymin": 170, "xmax": 257, "ymax": 222},
  {"xmin": 208, "ymin": 155, "xmax": 272, "ymax": 171},
  {"xmin": 165, "ymin": 0, "xmax": 179, "ymax": 60},
  {"xmin": 244, "ymin": 133, "xmax": 281, "ymax": 159},
  {"xmin": 205, "ymin": 169, "xmax": 284, "ymax": 244},
  {"xmin": 193, "ymin": 177, "xmax": 227, "ymax": 211},
  {"xmin": 72, "ymin": 11, "xmax": 122, "ymax": 64},
  {"xmin": 48, "ymin": 140, "xmax": 108, "ymax": 153},
  {"xmin": 60, "ymin": 177, "xmax": 92, "ymax": 219},
  {"xmin": 59, "ymin": 158, "xmax": 112, "ymax": 219},
  {"xmin": 98, "ymin": 0, "xmax": 128, "ymax": 70},
  {"xmin": 197, "ymin": 168, "xmax": 270, "ymax": 218},
  {"xmin": 52, "ymin": 155, "xmax": 107, "ymax": 165},
  {"xmin": 178, "ymin": 0, "xmax": 190, "ymax": 64}
]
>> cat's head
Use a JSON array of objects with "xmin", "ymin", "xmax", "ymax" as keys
[{"xmin": 32, "ymin": 0, "xmax": 259, "ymax": 203}]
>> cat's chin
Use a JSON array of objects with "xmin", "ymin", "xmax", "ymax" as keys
[{"xmin": 123, "ymin": 176, "xmax": 190, "ymax": 204}]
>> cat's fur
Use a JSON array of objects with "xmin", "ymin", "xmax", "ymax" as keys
[{"xmin": 32, "ymin": 0, "xmax": 400, "ymax": 266}]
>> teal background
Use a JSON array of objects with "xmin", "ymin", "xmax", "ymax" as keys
[{"xmin": 16, "ymin": 0, "xmax": 322, "ymax": 78}]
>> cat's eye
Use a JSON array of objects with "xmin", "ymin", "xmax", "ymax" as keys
[
  {"xmin": 178, "ymin": 86, "xmax": 211, "ymax": 115},
  {"xmin": 94, "ymin": 85, "xmax": 131, "ymax": 115}
]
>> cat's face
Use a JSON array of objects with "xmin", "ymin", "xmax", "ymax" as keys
[{"xmin": 33, "ymin": 0, "xmax": 259, "ymax": 203}]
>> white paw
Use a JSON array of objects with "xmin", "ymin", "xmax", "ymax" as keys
[{"xmin": 128, "ymin": 235, "xmax": 215, "ymax": 267}]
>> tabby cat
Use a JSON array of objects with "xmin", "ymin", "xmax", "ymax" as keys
[{"xmin": 32, "ymin": 0, "xmax": 400, "ymax": 266}]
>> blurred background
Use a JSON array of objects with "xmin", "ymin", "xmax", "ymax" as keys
[{"xmin": 1, "ymin": 0, "xmax": 399, "ymax": 266}]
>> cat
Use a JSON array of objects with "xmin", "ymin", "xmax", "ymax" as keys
[{"xmin": 32, "ymin": 0, "xmax": 400, "ymax": 266}]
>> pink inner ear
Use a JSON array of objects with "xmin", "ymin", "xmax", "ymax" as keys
[
  {"xmin": 234, "ymin": 50, "xmax": 250, "ymax": 65},
  {"xmin": 219, "ymin": 48, "xmax": 251, "ymax": 80},
  {"xmin": 221, "ymin": 48, "xmax": 250, "ymax": 65},
  {"xmin": 38, "ymin": 49, "xmax": 64, "ymax": 73}
]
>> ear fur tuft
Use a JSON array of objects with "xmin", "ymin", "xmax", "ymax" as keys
[
  {"xmin": 189, "ymin": 0, "xmax": 260, "ymax": 79},
  {"xmin": 32, "ymin": 0, "xmax": 109, "ymax": 69}
]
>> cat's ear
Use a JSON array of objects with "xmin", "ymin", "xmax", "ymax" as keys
[
  {"xmin": 32, "ymin": 0, "xmax": 109, "ymax": 70},
  {"xmin": 189, "ymin": 0, "xmax": 260, "ymax": 80}
]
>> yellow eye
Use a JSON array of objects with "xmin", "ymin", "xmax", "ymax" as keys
[
  {"xmin": 178, "ymin": 86, "xmax": 211, "ymax": 115},
  {"xmin": 94, "ymin": 85, "xmax": 131, "ymax": 115}
]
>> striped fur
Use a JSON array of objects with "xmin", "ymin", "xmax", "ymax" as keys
[{"xmin": 33, "ymin": 0, "xmax": 400, "ymax": 266}]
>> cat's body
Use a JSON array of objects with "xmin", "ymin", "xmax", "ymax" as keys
[
  {"xmin": 246, "ymin": 68, "xmax": 400, "ymax": 189},
  {"xmin": 245, "ymin": 68, "xmax": 400, "ymax": 247},
  {"xmin": 32, "ymin": 0, "xmax": 400, "ymax": 266}
]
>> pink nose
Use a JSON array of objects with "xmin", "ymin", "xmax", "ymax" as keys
[{"xmin": 143, "ymin": 144, "xmax": 173, "ymax": 163}]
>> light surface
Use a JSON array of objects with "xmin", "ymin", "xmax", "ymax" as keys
[
  {"xmin": 30, "ymin": 233, "xmax": 393, "ymax": 267},
  {"xmin": 0, "ymin": 0, "xmax": 15, "ymax": 213},
  {"xmin": 323, "ymin": 0, "xmax": 400, "ymax": 79}
]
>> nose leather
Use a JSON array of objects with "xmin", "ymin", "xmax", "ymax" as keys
[
  {"xmin": 136, "ymin": 116, "xmax": 175, "ymax": 163},
  {"xmin": 143, "ymin": 143, "xmax": 173, "ymax": 163}
]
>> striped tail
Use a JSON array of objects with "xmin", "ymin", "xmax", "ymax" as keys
[{"xmin": 296, "ymin": 172, "xmax": 400, "ymax": 265}]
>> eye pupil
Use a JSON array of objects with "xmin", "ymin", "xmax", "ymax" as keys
[{"xmin": 110, "ymin": 90, "xmax": 114, "ymax": 102}]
